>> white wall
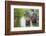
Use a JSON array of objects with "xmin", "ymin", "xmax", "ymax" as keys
[{"xmin": 0, "ymin": 0, "xmax": 46, "ymax": 36}]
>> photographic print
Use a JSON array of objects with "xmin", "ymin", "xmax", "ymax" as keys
[
  {"xmin": 11, "ymin": 5, "xmax": 42, "ymax": 31},
  {"xmin": 14, "ymin": 8, "xmax": 39, "ymax": 27},
  {"xmin": 5, "ymin": 1, "xmax": 45, "ymax": 35}
]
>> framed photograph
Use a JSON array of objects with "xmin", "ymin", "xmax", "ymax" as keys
[{"xmin": 5, "ymin": 1, "xmax": 45, "ymax": 35}]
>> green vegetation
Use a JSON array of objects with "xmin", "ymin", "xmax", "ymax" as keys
[
  {"xmin": 14, "ymin": 8, "xmax": 26, "ymax": 17},
  {"xmin": 14, "ymin": 8, "xmax": 27, "ymax": 27}
]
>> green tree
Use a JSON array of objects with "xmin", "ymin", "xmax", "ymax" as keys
[{"xmin": 14, "ymin": 8, "xmax": 26, "ymax": 27}]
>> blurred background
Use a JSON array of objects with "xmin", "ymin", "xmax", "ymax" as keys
[{"xmin": 14, "ymin": 8, "xmax": 39, "ymax": 27}]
